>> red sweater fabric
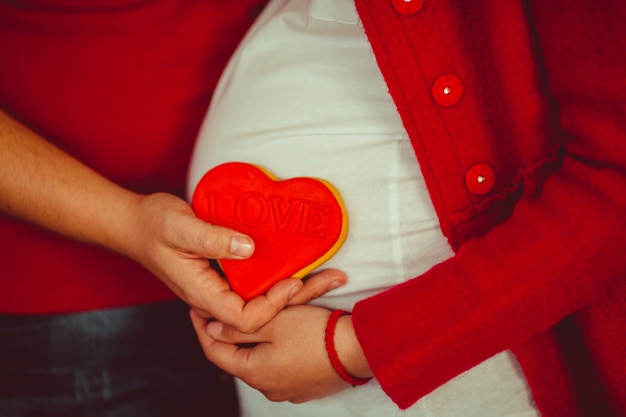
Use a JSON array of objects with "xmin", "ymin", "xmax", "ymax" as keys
[
  {"xmin": 352, "ymin": 1, "xmax": 626, "ymax": 416},
  {"xmin": 0, "ymin": 0, "xmax": 264, "ymax": 313}
]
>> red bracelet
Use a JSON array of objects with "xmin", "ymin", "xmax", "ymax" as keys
[{"xmin": 324, "ymin": 309, "xmax": 372, "ymax": 387}]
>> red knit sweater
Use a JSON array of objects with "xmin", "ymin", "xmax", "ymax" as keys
[{"xmin": 352, "ymin": 1, "xmax": 626, "ymax": 416}]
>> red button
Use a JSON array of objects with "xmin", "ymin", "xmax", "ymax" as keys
[
  {"xmin": 432, "ymin": 74, "xmax": 464, "ymax": 107},
  {"xmin": 391, "ymin": 0, "xmax": 424, "ymax": 15},
  {"xmin": 465, "ymin": 164, "xmax": 495, "ymax": 195}
]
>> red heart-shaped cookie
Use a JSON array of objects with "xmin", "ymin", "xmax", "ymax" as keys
[{"xmin": 191, "ymin": 162, "xmax": 348, "ymax": 300}]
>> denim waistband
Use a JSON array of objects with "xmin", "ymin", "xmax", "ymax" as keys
[{"xmin": 0, "ymin": 301, "xmax": 200, "ymax": 369}]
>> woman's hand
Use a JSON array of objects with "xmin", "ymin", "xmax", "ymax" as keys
[{"xmin": 190, "ymin": 305, "xmax": 372, "ymax": 403}]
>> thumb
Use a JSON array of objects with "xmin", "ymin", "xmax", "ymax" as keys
[
  {"xmin": 227, "ymin": 231, "xmax": 255, "ymax": 259},
  {"xmin": 187, "ymin": 220, "xmax": 255, "ymax": 260}
]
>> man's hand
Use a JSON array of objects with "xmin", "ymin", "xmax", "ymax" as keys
[
  {"xmin": 0, "ymin": 110, "xmax": 346, "ymax": 333},
  {"xmin": 125, "ymin": 192, "xmax": 347, "ymax": 331}
]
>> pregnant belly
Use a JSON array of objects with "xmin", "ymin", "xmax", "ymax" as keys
[{"xmin": 186, "ymin": 0, "xmax": 453, "ymax": 308}]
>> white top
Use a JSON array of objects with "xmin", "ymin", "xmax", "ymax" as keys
[{"xmin": 188, "ymin": 0, "xmax": 539, "ymax": 416}]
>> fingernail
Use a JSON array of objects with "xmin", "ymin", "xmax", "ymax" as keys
[
  {"xmin": 206, "ymin": 321, "xmax": 223, "ymax": 337},
  {"xmin": 288, "ymin": 284, "xmax": 301, "ymax": 299},
  {"xmin": 230, "ymin": 235, "xmax": 253, "ymax": 258},
  {"xmin": 328, "ymin": 280, "xmax": 342, "ymax": 291}
]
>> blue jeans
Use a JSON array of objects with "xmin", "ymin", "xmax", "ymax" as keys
[{"xmin": 0, "ymin": 301, "xmax": 239, "ymax": 417}]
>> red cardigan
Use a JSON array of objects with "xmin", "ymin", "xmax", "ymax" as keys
[{"xmin": 352, "ymin": 1, "xmax": 626, "ymax": 416}]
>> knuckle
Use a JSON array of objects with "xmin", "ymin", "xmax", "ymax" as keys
[
  {"xmin": 183, "ymin": 291, "xmax": 203, "ymax": 311},
  {"xmin": 265, "ymin": 292, "xmax": 286, "ymax": 311},
  {"xmin": 264, "ymin": 391, "xmax": 286, "ymax": 403},
  {"xmin": 237, "ymin": 361, "xmax": 265, "ymax": 388},
  {"xmin": 236, "ymin": 318, "xmax": 258, "ymax": 334},
  {"xmin": 197, "ymin": 231, "xmax": 218, "ymax": 257},
  {"xmin": 245, "ymin": 373, "xmax": 263, "ymax": 389}
]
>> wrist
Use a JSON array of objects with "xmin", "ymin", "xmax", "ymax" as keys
[
  {"xmin": 100, "ymin": 189, "xmax": 146, "ymax": 256},
  {"xmin": 335, "ymin": 314, "xmax": 372, "ymax": 379},
  {"xmin": 325, "ymin": 310, "xmax": 373, "ymax": 386}
]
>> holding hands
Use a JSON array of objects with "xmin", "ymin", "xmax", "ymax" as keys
[
  {"xmin": 113, "ymin": 191, "xmax": 349, "ymax": 332},
  {"xmin": 190, "ymin": 304, "xmax": 373, "ymax": 403},
  {"xmin": 1, "ymin": 110, "xmax": 358, "ymax": 398}
]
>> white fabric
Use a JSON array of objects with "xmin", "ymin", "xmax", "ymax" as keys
[{"xmin": 188, "ymin": 0, "xmax": 539, "ymax": 416}]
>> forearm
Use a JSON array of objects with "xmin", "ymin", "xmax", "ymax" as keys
[{"xmin": 0, "ymin": 109, "xmax": 142, "ymax": 256}]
